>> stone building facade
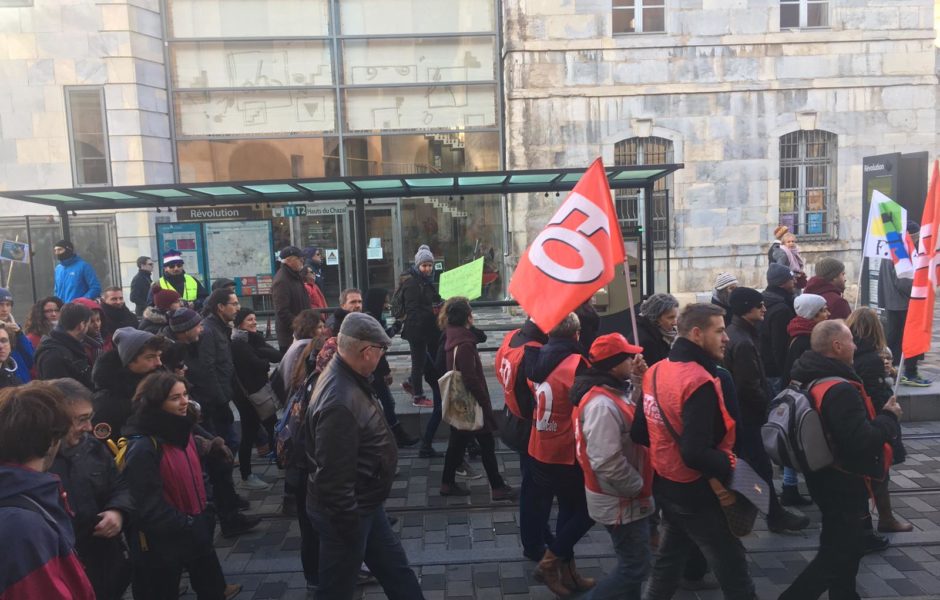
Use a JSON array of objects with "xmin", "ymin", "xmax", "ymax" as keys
[{"xmin": 503, "ymin": 0, "xmax": 939, "ymax": 300}]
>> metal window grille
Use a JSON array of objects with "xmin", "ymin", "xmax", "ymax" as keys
[
  {"xmin": 612, "ymin": 0, "xmax": 666, "ymax": 34},
  {"xmin": 614, "ymin": 136, "xmax": 672, "ymax": 246},
  {"xmin": 780, "ymin": 0, "xmax": 829, "ymax": 29},
  {"xmin": 779, "ymin": 130, "xmax": 837, "ymax": 239}
]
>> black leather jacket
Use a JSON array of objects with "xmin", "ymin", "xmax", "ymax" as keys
[{"xmin": 304, "ymin": 354, "xmax": 397, "ymax": 520}]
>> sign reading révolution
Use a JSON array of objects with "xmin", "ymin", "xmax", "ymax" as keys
[{"xmin": 176, "ymin": 206, "xmax": 261, "ymax": 221}]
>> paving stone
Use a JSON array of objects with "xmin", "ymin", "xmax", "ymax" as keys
[
  {"xmin": 253, "ymin": 581, "xmax": 288, "ymax": 599},
  {"xmin": 420, "ymin": 573, "xmax": 446, "ymax": 591},
  {"xmin": 885, "ymin": 553, "xmax": 926, "ymax": 572},
  {"xmin": 500, "ymin": 577, "xmax": 530, "ymax": 595},
  {"xmin": 473, "ymin": 570, "xmax": 501, "ymax": 588}
]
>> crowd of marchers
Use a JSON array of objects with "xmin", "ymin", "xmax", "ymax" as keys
[{"xmin": 0, "ymin": 228, "xmax": 926, "ymax": 600}]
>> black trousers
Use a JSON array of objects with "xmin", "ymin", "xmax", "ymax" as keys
[
  {"xmin": 294, "ymin": 469, "xmax": 320, "ymax": 586},
  {"xmin": 233, "ymin": 392, "xmax": 275, "ymax": 480},
  {"xmin": 132, "ymin": 549, "xmax": 226, "ymax": 600},
  {"xmin": 779, "ymin": 473, "xmax": 869, "ymax": 600},
  {"xmin": 885, "ymin": 308, "xmax": 922, "ymax": 375},
  {"xmin": 442, "ymin": 428, "xmax": 504, "ymax": 488}
]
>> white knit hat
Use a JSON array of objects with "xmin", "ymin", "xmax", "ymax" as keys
[
  {"xmin": 794, "ymin": 294, "xmax": 827, "ymax": 319},
  {"xmin": 714, "ymin": 272, "xmax": 739, "ymax": 291}
]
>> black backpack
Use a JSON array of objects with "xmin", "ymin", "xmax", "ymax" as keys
[{"xmin": 390, "ymin": 274, "xmax": 410, "ymax": 320}]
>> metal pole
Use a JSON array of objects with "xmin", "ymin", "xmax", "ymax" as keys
[
  {"xmin": 623, "ymin": 260, "xmax": 639, "ymax": 346},
  {"xmin": 59, "ymin": 208, "xmax": 71, "ymax": 243},
  {"xmin": 664, "ymin": 188, "xmax": 671, "ymax": 293},
  {"xmin": 644, "ymin": 183, "xmax": 655, "ymax": 296},
  {"xmin": 25, "ymin": 216, "xmax": 37, "ymax": 303},
  {"xmin": 353, "ymin": 197, "xmax": 367, "ymax": 289}
]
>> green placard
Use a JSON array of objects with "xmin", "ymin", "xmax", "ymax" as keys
[{"xmin": 438, "ymin": 257, "xmax": 484, "ymax": 301}]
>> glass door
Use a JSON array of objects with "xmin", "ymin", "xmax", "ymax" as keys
[
  {"xmin": 362, "ymin": 201, "xmax": 402, "ymax": 293},
  {"xmin": 297, "ymin": 202, "xmax": 350, "ymax": 306}
]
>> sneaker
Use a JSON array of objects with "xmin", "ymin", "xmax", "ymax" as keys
[
  {"xmin": 238, "ymin": 474, "xmax": 271, "ymax": 491},
  {"xmin": 440, "ymin": 482, "xmax": 471, "ymax": 496},
  {"xmin": 356, "ymin": 569, "xmax": 376, "ymax": 586},
  {"xmin": 767, "ymin": 508, "xmax": 810, "ymax": 533},
  {"xmin": 401, "ymin": 381, "xmax": 415, "ymax": 397},
  {"xmin": 224, "ymin": 583, "xmax": 243, "ymax": 599},
  {"xmin": 455, "ymin": 461, "xmax": 482, "ymax": 480},
  {"xmin": 492, "ymin": 485, "xmax": 517, "ymax": 501},
  {"xmin": 780, "ymin": 485, "xmax": 813, "ymax": 507},
  {"xmin": 861, "ymin": 532, "xmax": 890, "ymax": 554},
  {"xmin": 901, "ymin": 375, "xmax": 931, "ymax": 387},
  {"xmin": 412, "ymin": 395, "xmax": 433, "ymax": 408},
  {"xmin": 680, "ymin": 574, "xmax": 720, "ymax": 591},
  {"xmin": 220, "ymin": 512, "xmax": 261, "ymax": 538},
  {"xmin": 419, "ymin": 445, "xmax": 439, "ymax": 458},
  {"xmin": 236, "ymin": 494, "xmax": 250, "ymax": 511}
]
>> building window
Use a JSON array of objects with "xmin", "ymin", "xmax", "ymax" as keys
[
  {"xmin": 779, "ymin": 130, "xmax": 837, "ymax": 238},
  {"xmin": 65, "ymin": 87, "xmax": 111, "ymax": 186},
  {"xmin": 614, "ymin": 137, "xmax": 673, "ymax": 246},
  {"xmin": 780, "ymin": 0, "xmax": 829, "ymax": 29},
  {"xmin": 613, "ymin": 0, "xmax": 665, "ymax": 34}
]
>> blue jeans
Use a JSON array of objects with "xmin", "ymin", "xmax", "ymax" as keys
[
  {"xmin": 531, "ymin": 460, "xmax": 595, "ymax": 560},
  {"xmin": 585, "ymin": 517, "xmax": 651, "ymax": 600},
  {"xmin": 309, "ymin": 505, "xmax": 424, "ymax": 600},
  {"xmin": 519, "ymin": 452, "xmax": 555, "ymax": 556}
]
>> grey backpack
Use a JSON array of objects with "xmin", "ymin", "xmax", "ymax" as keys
[{"xmin": 761, "ymin": 377, "xmax": 841, "ymax": 473}]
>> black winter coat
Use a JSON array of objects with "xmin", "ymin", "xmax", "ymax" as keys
[
  {"xmin": 853, "ymin": 338, "xmax": 906, "ymax": 463},
  {"xmin": 138, "ymin": 307, "xmax": 168, "ymax": 334},
  {"xmin": 197, "ymin": 314, "xmax": 235, "ymax": 423},
  {"xmin": 0, "ymin": 359, "xmax": 22, "ymax": 389},
  {"xmin": 232, "ymin": 329, "xmax": 280, "ymax": 394},
  {"xmin": 760, "ymin": 285, "xmax": 795, "ymax": 378},
  {"xmin": 783, "ymin": 333, "xmax": 811, "ymax": 384},
  {"xmin": 100, "ymin": 303, "xmax": 140, "ymax": 342},
  {"xmin": 305, "ymin": 355, "xmax": 397, "ymax": 526},
  {"xmin": 725, "ymin": 316, "xmax": 770, "ymax": 430},
  {"xmin": 49, "ymin": 435, "xmax": 134, "ymax": 555},
  {"xmin": 628, "ymin": 314, "xmax": 672, "ymax": 367},
  {"xmin": 34, "ymin": 328, "xmax": 94, "ymax": 390},
  {"xmin": 790, "ymin": 350, "xmax": 899, "ymax": 479},
  {"xmin": 272, "ymin": 264, "xmax": 308, "ymax": 350},
  {"xmin": 91, "ymin": 349, "xmax": 151, "ymax": 441},
  {"xmin": 400, "ymin": 269, "xmax": 441, "ymax": 342},
  {"xmin": 130, "ymin": 269, "xmax": 152, "ymax": 315}
]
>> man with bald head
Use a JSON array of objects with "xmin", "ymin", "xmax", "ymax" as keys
[{"xmin": 780, "ymin": 320, "xmax": 901, "ymax": 600}]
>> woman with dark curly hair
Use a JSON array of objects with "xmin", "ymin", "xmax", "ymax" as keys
[{"xmin": 24, "ymin": 296, "xmax": 63, "ymax": 350}]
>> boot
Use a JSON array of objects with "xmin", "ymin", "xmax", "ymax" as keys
[
  {"xmin": 780, "ymin": 484, "xmax": 813, "ymax": 507},
  {"xmin": 391, "ymin": 423, "xmax": 419, "ymax": 448},
  {"xmin": 560, "ymin": 557, "xmax": 595, "ymax": 592},
  {"xmin": 533, "ymin": 549, "xmax": 572, "ymax": 598},
  {"xmin": 767, "ymin": 495, "xmax": 810, "ymax": 533},
  {"xmin": 874, "ymin": 484, "xmax": 914, "ymax": 533},
  {"xmin": 861, "ymin": 531, "xmax": 890, "ymax": 554}
]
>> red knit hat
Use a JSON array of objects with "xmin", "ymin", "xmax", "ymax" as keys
[
  {"xmin": 71, "ymin": 297, "xmax": 103, "ymax": 313},
  {"xmin": 153, "ymin": 288, "xmax": 181, "ymax": 312}
]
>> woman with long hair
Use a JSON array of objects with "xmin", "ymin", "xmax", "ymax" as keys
[
  {"xmin": 231, "ymin": 307, "xmax": 281, "ymax": 490},
  {"xmin": 122, "ymin": 371, "xmax": 239, "ymax": 600},
  {"xmin": 282, "ymin": 309, "xmax": 325, "ymax": 398},
  {"xmin": 24, "ymin": 296, "xmax": 63, "ymax": 350},
  {"xmin": 846, "ymin": 307, "xmax": 912, "ymax": 535}
]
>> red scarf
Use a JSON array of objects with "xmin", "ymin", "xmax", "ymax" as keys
[{"xmin": 786, "ymin": 316, "xmax": 817, "ymax": 339}]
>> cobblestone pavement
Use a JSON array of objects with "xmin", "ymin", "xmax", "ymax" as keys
[{"xmin": 183, "ymin": 420, "xmax": 940, "ymax": 600}]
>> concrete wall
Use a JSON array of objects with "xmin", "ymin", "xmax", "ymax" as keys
[{"xmin": 503, "ymin": 0, "xmax": 939, "ymax": 298}]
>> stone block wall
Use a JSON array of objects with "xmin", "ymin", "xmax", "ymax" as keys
[{"xmin": 503, "ymin": 0, "xmax": 939, "ymax": 298}]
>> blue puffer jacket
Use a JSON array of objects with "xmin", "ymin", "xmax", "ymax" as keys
[
  {"xmin": 10, "ymin": 330, "xmax": 33, "ymax": 383},
  {"xmin": 54, "ymin": 255, "xmax": 101, "ymax": 302}
]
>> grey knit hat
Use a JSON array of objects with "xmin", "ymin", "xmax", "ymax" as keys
[
  {"xmin": 169, "ymin": 308, "xmax": 202, "ymax": 333},
  {"xmin": 793, "ymin": 294, "xmax": 827, "ymax": 319},
  {"xmin": 639, "ymin": 293, "xmax": 679, "ymax": 321},
  {"xmin": 414, "ymin": 244, "xmax": 434, "ymax": 266},
  {"xmin": 815, "ymin": 257, "xmax": 845, "ymax": 282},
  {"xmin": 713, "ymin": 273, "xmax": 738, "ymax": 291},
  {"xmin": 766, "ymin": 263, "xmax": 794, "ymax": 287},
  {"xmin": 112, "ymin": 327, "xmax": 157, "ymax": 366}
]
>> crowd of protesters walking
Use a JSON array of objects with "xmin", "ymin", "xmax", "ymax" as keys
[{"xmin": 0, "ymin": 226, "xmax": 929, "ymax": 600}]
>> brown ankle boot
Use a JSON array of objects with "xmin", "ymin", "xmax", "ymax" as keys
[
  {"xmin": 533, "ymin": 549, "xmax": 572, "ymax": 597},
  {"xmin": 874, "ymin": 483, "xmax": 914, "ymax": 533},
  {"xmin": 560, "ymin": 557, "xmax": 596, "ymax": 592}
]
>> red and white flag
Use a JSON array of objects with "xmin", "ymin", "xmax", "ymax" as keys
[
  {"xmin": 902, "ymin": 160, "xmax": 940, "ymax": 358},
  {"xmin": 509, "ymin": 159, "xmax": 624, "ymax": 333}
]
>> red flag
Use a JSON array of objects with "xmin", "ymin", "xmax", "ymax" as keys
[
  {"xmin": 509, "ymin": 159, "xmax": 624, "ymax": 333},
  {"xmin": 902, "ymin": 160, "xmax": 940, "ymax": 358}
]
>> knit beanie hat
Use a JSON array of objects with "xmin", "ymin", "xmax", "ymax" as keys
[
  {"xmin": 773, "ymin": 226, "xmax": 789, "ymax": 240},
  {"xmin": 729, "ymin": 287, "xmax": 764, "ymax": 317},
  {"xmin": 815, "ymin": 257, "xmax": 845, "ymax": 282},
  {"xmin": 766, "ymin": 263, "xmax": 794, "ymax": 287},
  {"xmin": 169, "ymin": 308, "xmax": 202, "ymax": 333},
  {"xmin": 54, "ymin": 239, "xmax": 74, "ymax": 252},
  {"xmin": 714, "ymin": 273, "xmax": 738, "ymax": 291},
  {"xmin": 414, "ymin": 244, "xmax": 434, "ymax": 266},
  {"xmin": 793, "ymin": 294, "xmax": 827, "ymax": 319},
  {"xmin": 71, "ymin": 297, "xmax": 103, "ymax": 314},
  {"xmin": 112, "ymin": 327, "xmax": 157, "ymax": 366},
  {"xmin": 233, "ymin": 307, "xmax": 254, "ymax": 329},
  {"xmin": 0, "ymin": 288, "xmax": 12, "ymax": 304},
  {"xmin": 162, "ymin": 250, "xmax": 183, "ymax": 265},
  {"xmin": 153, "ymin": 288, "xmax": 181, "ymax": 312}
]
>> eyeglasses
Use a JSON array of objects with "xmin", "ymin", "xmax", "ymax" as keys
[
  {"xmin": 225, "ymin": 301, "xmax": 241, "ymax": 306},
  {"xmin": 362, "ymin": 344, "xmax": 388, "ymax": 355},
  {"xmin": 0, "ymin": 338, "xmax": 10, "ymax": 345}
]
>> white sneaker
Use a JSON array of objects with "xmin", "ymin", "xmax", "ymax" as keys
[
  {"xmin": 455, "ymin": 461, "xmax": 482, "ymax": 480},
  {"xmin": 239, "ymin": 474, "xmax": 271, "ymax": 490}
]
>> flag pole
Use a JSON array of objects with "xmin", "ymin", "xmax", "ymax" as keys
[
  {"xmin": 893, "ymin": 354, "xmax": 905, "ymax": 397},
  {"xmin": 855, "ymin": 226, "xmax": 870, "ymax": 311},
  {"xmin": 623, "ymin": 259, "xmax": 640, "ymax": 346}
]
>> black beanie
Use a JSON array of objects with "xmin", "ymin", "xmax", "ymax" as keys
[{"xmin": 729, "ymin": 287, "xmax": 764, "ymax": 317}]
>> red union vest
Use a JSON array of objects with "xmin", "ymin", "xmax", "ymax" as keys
[
  {"xmin": 574, "ymin": 385, "xmax": 653, "ymax": 502},
  {"xmin": 494, "ymin": 330, "xmax": 543, "ymax": 419},
  {"xmin": 644, "ymin": 359, "xmax": 736, "ymax": 484},
  {"xmin": 810, "ymin": 378, "xmax": 893, "ymax": 480},
  {"xmin": 528, "ymin": 353, "xmax": 586, "ymax": 465}
]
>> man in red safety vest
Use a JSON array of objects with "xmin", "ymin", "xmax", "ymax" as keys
[
  {"xmin": 494, "ymin": 319, "xmax": 554, "ymax": 562},
  {"xmin": 524, "ymin": 312, "xmax": 594, "ymax": 598},
  {"xmin": 631, "ymin": 303, "xmax": 757, "ymax": 600},
  {"xmin": 779, "ymin": 320, "xmax": 901, "ymax": 600},
  {"xmin": 572, "ymin": 333, "xmax": 652, "ymax": 600}
]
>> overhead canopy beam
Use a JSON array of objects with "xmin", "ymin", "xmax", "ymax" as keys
[{"xmin": 1, "ymin": 165, "xmax": 683, "ymax": 212}]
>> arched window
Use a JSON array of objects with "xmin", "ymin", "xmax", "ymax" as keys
[
  {"xmin": 779, "ymin": 130, "xmax": 837, "ymax": 237},
  {"xmin": 614, "ymin": 136, "xmax": 673, "ymax": 246}
]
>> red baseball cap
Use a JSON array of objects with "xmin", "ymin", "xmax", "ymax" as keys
[{"xmin": 589, "ymin": 333, "xmax": 643, "ymax": 365}]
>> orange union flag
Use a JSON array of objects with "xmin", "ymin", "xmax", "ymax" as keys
[{"xmin": 509, "ymin": 159, "xmax": 624, "ymax": 333}]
